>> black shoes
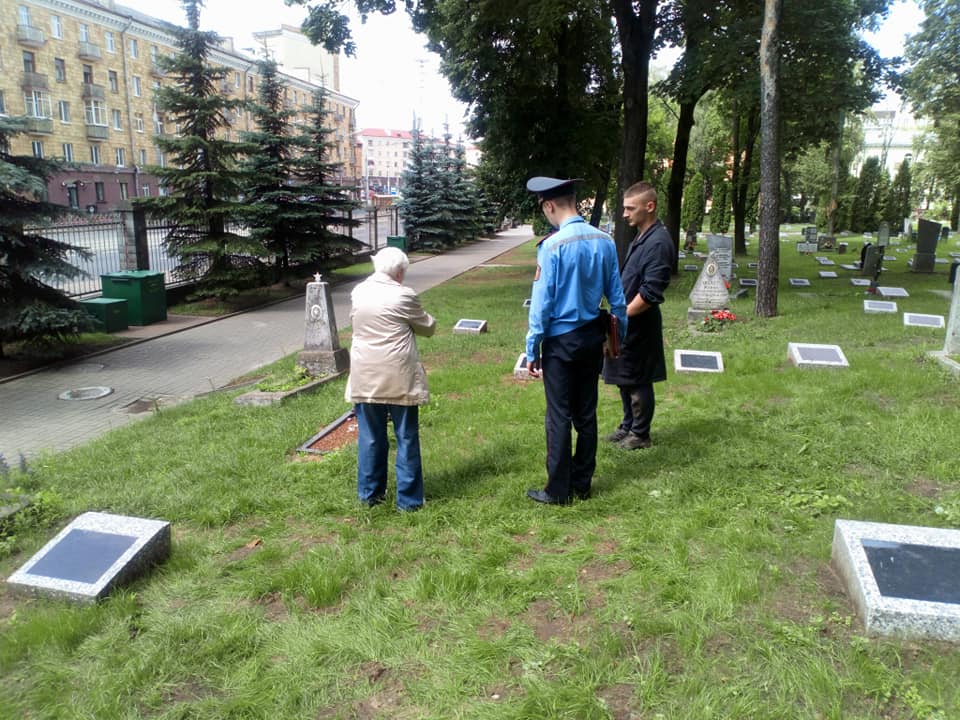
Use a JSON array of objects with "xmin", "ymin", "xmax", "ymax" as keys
[
  {"xmin": 618, "ymin": 432, "xmax": 652, "ymax": 450},
  {"xmin": 603, "ymin": 427, "xmax": 630, "ymax": 443},
  {"xmin": 363, "ymin": 495, "xmax": 385, "ymax": 507},
  {"xmin": 526, "ymin": 488, "xmax": 590, "ymax": 504}
]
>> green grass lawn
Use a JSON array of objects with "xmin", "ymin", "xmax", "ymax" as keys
[{"xmin": 2, "ymin": 228, "xmax": 960, "ymax": 719}]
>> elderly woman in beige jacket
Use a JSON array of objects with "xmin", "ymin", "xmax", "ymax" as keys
[{"xmin": 345, "ymin": 247, "xmax": 436, "ymax": 510}]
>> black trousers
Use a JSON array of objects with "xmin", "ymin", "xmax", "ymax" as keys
[
  {"xmin": 541, "ymin": 321, "xmax": 605, "ymax": 500},
  {"xmin": 618, "ymin": 383, "xmax": 655, "ymax": 439}
]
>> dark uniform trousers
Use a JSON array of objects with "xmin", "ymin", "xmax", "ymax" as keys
[
  {"xmin": 618, "ymin": 383, "xmax": 655, "ymax": 439},
  {"xmin": 541, "ymin": 319, "xmax": 605, "ymax": 500}
]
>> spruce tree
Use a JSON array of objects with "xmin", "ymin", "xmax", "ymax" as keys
[
  {"xmin": 709, "ymin": 180, "xmax": 731, "ymax": 234},
  {"xmin": 0, "ymin": 117, "xmax": 95, "ymax": 357},
  {"xmin": 451, "ymin": 141, "xmax": 483, "ymax": 242},
  {"xmin": 288, "ymin": 88, "xmax": 361, "ymax": 263},
  {"xmin": 885, "ymin": 159, "xmax": 912, "ymax": 229},
  {"xmin": 137, "ymin": 0, "xmax": 259, "ymax": 297},
  {"xmin": 398, "ymin": 128, "xmax": 445, "ymax": 251},
  {"xmin": 850, "ymin": 157, "xmax": 882, "ymax": 232}
]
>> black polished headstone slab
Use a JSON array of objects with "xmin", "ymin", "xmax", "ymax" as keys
[
  {"xmin": 29, "ymin": 529, "xmax": 137, "ymax": 584},
  {"xmin": 680, "ymin": 353, "xmax": 719, "ymax": 369},
  {"xmin": 788, "ymin": 342, "xmax": 849, "ymax": 368},
  {"xmin": 6, "ymin": 511, "xmax": 170, "ymax": 603},
  {"xmin": 863, "ymin": 539, "xmax": 960, "ymax": 605},
  {"xmin": 917, "ymin": 218, "xmax": 941, "ymax": 254}
]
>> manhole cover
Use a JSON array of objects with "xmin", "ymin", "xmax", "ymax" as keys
[{"xmin": 58, "ymin": 386, "xmax": 114, "ymax": 401}]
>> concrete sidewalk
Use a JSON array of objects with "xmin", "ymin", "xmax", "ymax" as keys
[{"xmin": 0, "ymin": 227, "xmax": 534, "ymax": 461}]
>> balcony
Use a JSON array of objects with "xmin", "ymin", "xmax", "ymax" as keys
[
  {"xmin": 16, "ymin": 24, "xmax": 45, "ymax": 47},
  {"xmin": 21, "ymin": 72, "xmax": 49, "ymax": 90},
  {"xmin": 78, "ymin": 41, "xmax": 102, "ymax": 61},
  {"xmin": 82, "ymin": 83, "xmax": 106, "ymax": 100},
  {"xmin": 24, "ymin": 117, "xmax": 53, "ymax": 134},
  {"xmin": 85, "ymin": 124, "xmax": 109, "ymax": 140}
]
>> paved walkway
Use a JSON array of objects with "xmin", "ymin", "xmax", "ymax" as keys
[{"xmin": 0, "ymin": 227, "xmax": 534, "ymax": 461}]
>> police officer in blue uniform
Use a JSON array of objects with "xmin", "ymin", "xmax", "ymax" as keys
[{"xmin": 525, "ymin": 177, "xmax": 627, "ymax": 504}]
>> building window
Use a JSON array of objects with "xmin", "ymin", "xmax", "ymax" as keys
[
  {"xmin": 234, "ymin": 72, "xmax": 240, "ymax": 88},
  {"xmin": 155, "ymin": 149, "xmax": 165, "ymax": 168},
  {"xmin": 140, "ymin": 185, "xmax": 150, "ymax": 197},
  {"xmin": 90, "ymin": 145, "xmax": 101, "ymax": 164},
  {"xmin": 31, "ymin": 140, "xmax": 43, "ymax": 159},
  {"xmin": 50, "ymin": 15, "xmax": 62, "ymax": 39},
  {"xmin": 247, "ymin": 76, "xmax": 254, "ymax": 91},
  {"xmin": 84, "ymin": 99, "xmax": 106, "ymax": 126},
  {"xmin": 95, "ymin": 182, "xmax": 105, "ymax": 201},
  {"xmin": 138, "ymin": 148, "xmax": 146, "ymax": 165},
  {"xmin": 119, "ymin": 182, "xmax": 129, "ymax": 200},
  {"xmin": 58, "ymin": 100, "xmax": 71, "ymax": 122},
  {"xmin": 18, "ymin": 5, "xmax": 31, "ymax": 25},
  {"xmin": 128, "ymin": 38, "xmax": 138, "ymax": 58},
  {"xmin": 67, "ymin": 186, "xmax": 79, "ymax": 209},
  {"xmin": 108, "ymin": 70, "xmax": 118, "ymax": 93},
  {"xmin": 0, "ymin": 92, "xmax": 6, "ymax": 115},
  {"xmin": 111, "ymin": 108, "xmax": 122, "ymax": 129},
  {"xmin": 132, "ymin": 76, "xmax": 141, "ymax": 97},
  {"xmin": 115, "ymin": 147, "xmax": 125, "ymax": 167},
  {"xmin": 22, "ymin": 51, "xmax": 36, "ymax": 74},
  {"xmin": 54, "ymin": 58, "xmax": 66, "ymax": 82},
  {"xmin": 83, "ymin": 64, "xmax": 94, "ymax": 85},
  {"xmin": 150, "ymin": 46, "xmax": 159, "ymax": 63},
  {"xmin": 135, "ymin": 112, "xmax": 144, "ymax": 133},
  {"xmin": 62, "ymin": 143, "xmax": 74, "ymax": 161},
  {"xmin": 25, "ymin": 91, "xmax": 52, "ymax": 118},
  {"xmin": 105, "ymin": 31, "xmax": 116, "ymax": 53},
  {"xmin": 79, "ymin": 23, "xmax": 90, "ymax": 43}
]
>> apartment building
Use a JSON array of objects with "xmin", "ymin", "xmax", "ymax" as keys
[
  {"xmin": 3, "ymin": 0, "xmax": 360, "ymax": 211},
  {"xmin": 357, "ymin": 128, "xmax": 413, "ymax": 196}
]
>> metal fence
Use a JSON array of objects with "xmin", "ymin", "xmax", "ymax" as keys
[{"xmin": 27, "ymin": 205, "xmax": 404, "ymax": 298}]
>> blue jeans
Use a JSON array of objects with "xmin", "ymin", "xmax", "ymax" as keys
[{"xmin": 354, "ymin": 403, "xmax": 424, "ymax": 510}]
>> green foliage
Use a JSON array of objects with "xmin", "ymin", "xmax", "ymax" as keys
[
  {"xmin": 0, "ymin": 116, "xmax": 90, "ymax": 356},
  {"xmin": 681, "ymin": 172, "xmax": 706, "ymax": 232},
  {"xmin": 850, "ymin": 157, "xmax": 884, "ymax": 233},
  {"xmin": 709, "ymin": 180, "xmax": 731, "ymax": 234},
  {"xmin": 0, "ymin": 488, "xmax": 65, "ymax": 558}
]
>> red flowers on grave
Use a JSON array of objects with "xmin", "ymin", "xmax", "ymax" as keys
[{"xmin": 702, "ymin": 308, "xmax": 737, "ymax": 332}]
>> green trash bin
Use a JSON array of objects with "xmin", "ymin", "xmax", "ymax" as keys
[
  {"xmin": 79, "ymin": 297, "xmax": 129, "ymax": 332},
  {"xmin": 101, "ymin": 270, "xmax": 167, "ymax": 325},
  {"xmin": 386, "ymin": 236, "xmax": 407, "ymax": 251}
]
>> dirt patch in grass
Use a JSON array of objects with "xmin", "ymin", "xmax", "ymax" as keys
[
  {"xmin": 0, "ymin": 587, "xmax": 20, "ymax": 622},
  {"xmin": 226, "ymin": 537, "xmax": 263, "ymax": 563},
  {"xmin": 316, "ymin": 663, "xmax": 423, "ymax": 720},
  {"xmin": 578, "ymin": 558, "xmax": 631, "ymax": 583},
  {"xmin": 597, "ymin": 683, "xmax": 638, "ymax": 720},
  {"xmin": 522, "ymin": 597, "xmax": 597, "ymax": 643},
  {"xmin": 904, "ymin": 475, "xmax": 942, "ymax": 498},
  {"xmin": 478, "ymin": 615, "xmax": 512, "ymax": 640},
  {"xmin": 255, "ymin": 591, "xmax": 290, "ymax": 622}
]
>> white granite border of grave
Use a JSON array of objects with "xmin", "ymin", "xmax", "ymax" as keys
[
  {"xmin": 453, "ymin": 319, "xmax": 489, "ymax": 335},
  {"xmin": 674, "ymin": 349, "xmax": 724, "ymax": 373},
  {"xmin": 7, "ymin": 511, "xmax": 170, "ymax": 603},
  {"xmin": 787, "ymin": 342, "xmax": 849, "ymax": 368},
  {"xmin": 903, "ymin": 313, "xmax": 945, "ymax": 329},
  {"xmin": 864, "ymin": 300, "xmax": 897, "ymax": 314},
  {"xmin": 832, "ymin": 519, "xmax": 960, "ymax": 641}
]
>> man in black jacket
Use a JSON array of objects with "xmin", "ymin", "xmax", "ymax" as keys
[{"xmin": 602, "ymin": 181, "xmax": 674, "ymax": 450}]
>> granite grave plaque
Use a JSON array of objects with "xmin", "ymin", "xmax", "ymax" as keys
[
  {"xmin": 453, "ymin": 319, "xmax": 488, "ymax": 335},
  {"xmin": 739, "ymin": 278, "xmax": 757, "ymax": 287},
  {"xmin": 864, "ymin": 300, "xmax": 897, "ymax": 314},
  {"xmin": 7, "ymin": 511, "xmax": 170, "ymax": 602},
  {"xmin": 674, "ymin": 350, "xmax": 724, "ymax": 373},
  {"xmin": 817, "ymin": 258, "xmax": 836, "ymax": 266},
  {"xmin": 903, "ymin": 313, "xmax": 945, "ymax": 329},
  {"xmin": 788, "ymin": 342, "xmax": 849, "ymax": 368},
  {"xmin": 789, "ymin": 278, "xmax": 811, "ymax": 287},
  {"xmin": 513, "ymin": 352, "xmax": 539, "ymax": 380},
  {"xmin": 684, "ymin": 264, "xmax": 699, "ymax": 272},
  {"xmin": 523, "ymin": 298, "xmax": 531, "ymax": 307},
  {"xmin": 851, "ymin": 278, "xmax": 871, "ymax": 287},
  {"xmin": 819, "ymin": 271, "xmax": 838, "ymax": 279},
  {"xmin": 877, "ymin": 286, "xmax": 909, "ymax": 299},
  {"xmin": 832, "ymin": 519, "xmax": 960, "ymax": 641}
]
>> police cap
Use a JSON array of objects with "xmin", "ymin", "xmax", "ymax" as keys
[{"xmin": 526, "ymin": 176, "xmax": 582, "ymax": 201}]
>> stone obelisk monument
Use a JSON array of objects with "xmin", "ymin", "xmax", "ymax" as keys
[{"xmin": 297, "ymin": 273, "xmax": 349, "ymax": 377}]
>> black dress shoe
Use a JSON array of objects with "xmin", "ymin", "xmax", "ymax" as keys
[
  {"xmin": 573, "ymin": 489, "xmax": 591, "ymax": 501},
  {"xmin": 363, "ymin": 496, "xmax": 385, "ymax": 507},
  {"xmin": 526, "ymin": 489, "xmax": 571, "ymax": 505}
]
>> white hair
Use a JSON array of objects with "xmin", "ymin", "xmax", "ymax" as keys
[{"xmin": 373, "ymin": 246, "xmax": 410, "ymax": 279}]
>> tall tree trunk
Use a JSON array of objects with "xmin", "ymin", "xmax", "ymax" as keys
[
  {"xmin": 611, "ymin": 0, "xmax": 658, "ymax": 264},
  {"xmin": 733, "ymin": 112, "xmax": 759, "ymax": 256},
  {"xmin": 757, "ymin": 0, "xmax": 781, "ymax": 318},
  {"xmin": 665, "ymin": 100, "xmax": 698, "ymax": 274},
  {"xmin": 826, "ymin": 111, "xmax": 845, "ymax": 235}
]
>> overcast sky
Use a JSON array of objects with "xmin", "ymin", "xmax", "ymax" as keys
[{"xmin": 118, "ymin": 0, "xmax": 924, "ymax": 136}]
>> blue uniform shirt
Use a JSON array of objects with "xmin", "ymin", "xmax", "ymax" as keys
[{"xmin": 526, "ymin": 216, "xmax": 627, "ymax": 362}]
